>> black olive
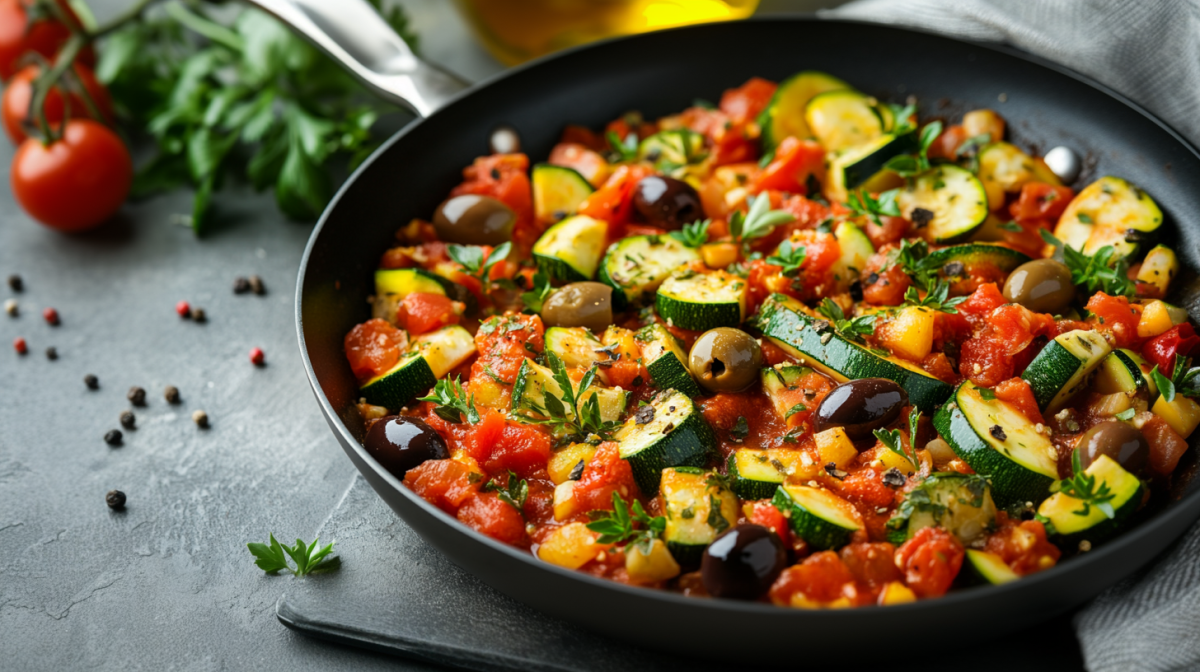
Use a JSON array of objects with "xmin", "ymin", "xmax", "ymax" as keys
[
  {"xmin": 701, "ymin": 524, "xmax": 787, "ymax": 600},
  {"xmin": 1002, "ymin": 259, "xmax": 1074, "ymax": 315},
  {"xmin": 814, "ymin": 378, "xmax": 908, "ymax": 441},
  {"xmin": 689, "ymin": 328, "xmax": 763, "ymax": 393},
  {"xmin": 631, "ymin": 176, "xmax": 703, "ymax": 230},
  {"xmin": 364, "ymin": 416, "xmax": 449, "ymax": 477},
  {"xmin": 432, "ymin": 194, "xmax": 515, "ymax": 245},
  {"xmin": 1075, "ymin": 421, "xmax": 1150, "ymax": 475}
]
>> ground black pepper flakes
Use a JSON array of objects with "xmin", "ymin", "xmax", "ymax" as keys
[
  {"xmin": 7, "ymin": 274, "xmax": 22, "ymax": 291},
  {"xmin": 881, "ymin": 468, "xmax": 906, "ymax": 488},
  {"xmin": 233, "ymin": 277, "xmax": 251, "ymax": 294},
  {"xmin": 164, "ymin": 385, "xmax": 180, "ymax": 404},
  {"xmin": 192, "ymin": 409, "xmax": 209, "ymax": 428},
  {"xmin": 119, "ymin": 410, "xmax": 136, "ymax": 430},
  {"xmin": 849, "ymin": 280, "xmax": 863, "ymax": 302},
  {"xmin": 249, "ymin": 275, "xmax": 265, "ymax": 295},
  {"xmin": 127, "ymin": 386, "xmax": 147, "ymax": 406},
  {"xmin": 84, "ymin": 374, "xmax": 99, "ymax": 390},
  {"xmin": 104, "ymin": 429, "xmax": 122, "ymax": 446},
  {"xmin": 824, "ymin": 463, "xmax": 848, "ymax": 480},
  {"xmin": 989, "ymin": 425, "xmax": 1007, "ymax": 441},
  {"xmin": 568, "ymin": 460, "xmax": 585, "ymax": 481},
  {"xmin": 45, "ymin": 346, "xmax": 57, "ymax": 360},
  {"xmin": 867, "ymin": 272, "xmax": 880, "ymax": 285},
  {"xmin": 635, "ymin": 405, "xmax": 655, "ymax": 425},
  {"xmin": 910, "ymin": 207, "xmax": 935, "ymax": 227},
  {"xmin": 106, "ymin": 490, "xmax": 126, "ymax": 510}
]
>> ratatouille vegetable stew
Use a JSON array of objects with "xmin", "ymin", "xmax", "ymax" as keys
[{"xmin": 343, "ymin": 71, "xmax": 1199, "ymax": 607}]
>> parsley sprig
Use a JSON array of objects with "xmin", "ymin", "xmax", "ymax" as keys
[
  {"xmin": 1150, "ymin": 359, "xmax": 1199, "ymax": 404},
  {"xmin": 885, "ymin": 238, "xmax": 939, "ymax": 290},
  {"xmin": 846, "ymin": 188, "xmax": 901, "ymax": 228},
  {"xmin": 883, "ymin": 121, "xmax": 944, "ymax": 177},
  {"xmin": 606, "ymin": 131, "xmax": 639, "ymax": 163},
  {"xmin": 816, "ymin": 298, "xmax": 877, "ymax": 344},
  {"xmin": 514, "ymin": 352, "xmax": 619, "ymax": 441},
  {"xmin": 248, "ymin": 534, "xmax": 339, "ymax": 576},
  {"xmin": 586, "ymin": 492, "xmax": 666, "ymax": 553},
  {"xmin": 730, "ymin": 194, "xmax": 796, "ymax": 254},
  {"xmin": 1040, "ymin": 230, "xmax": 1136, "ymax": 298},
  {"xmin": 484, "ymin": 470, "xmax": 529, "ymax": 513},
  {"xmin": 766, "ymin": 239, "xmax": 807, "ymax": 277},
  {"xmin": 417, "ymin": 376, "xmax": 480, "ymax": 424},
  {"xmin": 902, "ymin": 280, "xmax": 967, "ymax": 314},
  {"xmin": 1050, "ymin": 451, "xmax": 1117, "ymax": 519},
  {"xmin": 520, "ymin": 269, "xmax": 554, "ymax": 314},
  {"xmin": 448, "ymin": 241, "xmax": 512, "ymax": 298},
  {"xmin": 669, "ymin": 219, "xmax": 711, "ymax": 248}
]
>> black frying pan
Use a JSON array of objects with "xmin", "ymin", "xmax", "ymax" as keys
[{"xmin": 274, "ymin": 2, "xmax": 1200, "ymax": 664}]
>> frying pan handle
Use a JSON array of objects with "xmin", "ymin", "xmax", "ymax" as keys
[{"xmin": 241, "ymin": 0, "xmax": 469, "ymax": 117}]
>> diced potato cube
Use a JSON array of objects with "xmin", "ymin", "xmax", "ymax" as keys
[
  {"xmin": 878, "ymin": 581, "xmax": 917, "ymax": 606},
  {"xmin": 625, "ymin": 538, "xmax": 681, "ymax": 582},
  {"xmin": 879, "ymin": 306, "xmax": 935, "ymax": 362},
  {"xmin": 552, "ymin": 481, "xmax": 579, "ymax": 521},
  {"xmin": 1152, "ymin": 394, "xmax": 1200, "ymax": 439},
  {"xmin": 548, "ymin": 443, "xmax": 597, "ymax": 485},
  {"xmin": 962, "ymin": 109, "xmax": 1006, "ymax": 142},
  {"xmin": 701, "ymin": 242, "xmax": 739, "ymax": 269},
  {"xmin": 1137, "ymin": 246, "xmax": 1178, "ymax": 296},
  {"xmin": 877, "ymin": 444, "xmax": 917, "ymax": 473},
  {"xmin": 1137, "ymin": 301, "xmax": 1175, "ymax": 339},
  {"xmin": 537, "ymin": 522, "xmax": 610, "ymax": 570},
  {"xmin": 814, "ymin": 427, "xmax": 858, "ymax": 470}
]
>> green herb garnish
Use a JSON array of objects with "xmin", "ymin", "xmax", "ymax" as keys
[
  {"xmin": 586, "ymin": 491, "xmax": 666, "ymax": 553},
  {"xmin": 846, "ymin": 188, "xmax": 901, "ymax": 228},
  {"xmin": 669, "ymin": 219, "xmax": 711, "ymax": 248},
  {"xmin": 248, "ymin": 534, "xmax": 339, "ymax": 576},
  {"xmin": 520, "ymin": 269, "xmax": 554, "ymax": 314},
  {"xmin": 1050, "ymin": 451, "xmax": 1117, "ymax": 519},
  {"xmin": 730, "ymin": 194, "xmax": 796, "ymax": 254},
  {"xmin": 902, "ymin": 280, "xmax": 967, "ymax": 314},
  {"xmin": 883, "ymin": 120, "xmax": 943, "ymax": 177},
  {"xmin": 485, "ymin": 470, "xmax": 529, "ymax": 513},
  {"xmin": 418, "ymin": 376, "xmax": 480, "ymax": 424},
  {"xmin": 448, "ymin": 241, "xmax": 512, "ymax": 299},
  {"xmin": 606, "ymin": 131, "xmax": 639, "ymax": 162},
  {"xmin": 514, "ymin": 352, "xmax": 619, "ymax": 441},
  {"xmin": 766, "ymin": 239, "xmax": 808, "ymax": 277},
  {"xmin": 1040, "ymin": 230, "xmax": 1136, "ymax": 298},
  {"xmin": 815, "ymin": 298, "xmax": 876, "ymax": 344}
]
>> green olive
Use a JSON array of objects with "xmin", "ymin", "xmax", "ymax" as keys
[
  {"xmin": 689, "ymin": 328, "xmax": 763, "ymax": 393},
  {"xmin": 1075, "ymin": 421, "xmax": 1150, "ymax": 476},
  {"xmin": 541, "ymin": 282, "xmax": 613, "ymax": 333},
  {"xmin": 1002, "ymin": 258, "xmax": 1074, "ymax": 314},
  {"xmin": 432, "ymin": 194, "xmax": 514, "ymax": 245}
]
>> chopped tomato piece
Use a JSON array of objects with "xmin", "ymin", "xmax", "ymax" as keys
[
  {"xmin": 559, "ymin": 124, "xmax": 606, "ymax": 151},
  {"xmin": 769, "ymin": 551, "xmax": 858, "ymax": 606},
  {"xmin": 840, "ymin": 542, "xmax": 901, "ymax": 589},
  {"xmin": 484, "ymin": 422, "xmax": 553, "ymax": 478},
  {"xmin": 1009, "ymin": 182, "xmax": 1074, "ymax": 223},
  {"xmin": 835, "ymin": 467, "xmax": 897, "ymax": 509},
  {"xmin": 752, "ymin": 137, "xmax": 823, "ymax": 194},
  {"xmin": 344, "ymin": 318, "xmax": 408, "ymax": 384},
  {"xmin": 1142, "ymin": 323, "xmax": 1200, "ymax": 374},
  {"xmin": 920, "ymin": 352, "xmax": 958, "ymax": 385},
  {"xmin": 1086, "ymin": 292, "xmax": 1143, "ymax": 349},
  {"xmin": 548, "ymin": 142, "xmax": 609, "ymax": 187},
  {"xmin": 399, "ymin": 292, "xmax": 461, "ymax": 335},
  {"xmin": 455, "ymin": 409, "xmax": 506, "ymax": 463},
  {"xmin": 894, "ymin": 527, "xmax": 964, "ymax": 599},
  {"xmin": 577, "ymin": 164, "xmax": 653, "ymax": 227},
  {"xmin": 472, "ymin": 313, "xmax": 545, "ymax": 387},
  {"xmin": 761, "ymin": 338, "xmax": 798, "ymax": 367},
  {"xmin": 572, "ymin": 441, "xmax": 640, "ymax": 512},
  {"xmin": 1143, "ymin": 415, "xmax": 1190, "ymax": 476},
  {"xmin": 404, "ymin": 459, "xmax": 481, "ymax": 513},
  {"xmin": 450, "ymin": 153, "xmax": 537, "ymax": 250},
  {"xmin": 457, "ymin": 492, "xmax": 527, "ymax": 545},
  {"xmin": 863, "ymin": 215, "xmax": 912, "ymax": 250},
  {"xmin": 956, "ymin": 283, "xmax": 1007, "ymax": 328},
  {"xmin": 861, "ymin": 252, "xmax": 911, "ymax": 306},
  {"xmin": 746, "ymin": 500, "xmax": 791, "ymax": 545},
  {"xmin": 960, "ymin": 335, "xmax": 1013, "ymax": 387},
  {"xmin": 719, "ymin": 77, "xmax": 777, "ymax": 124},
  {"xmin": 984, "ymin": 516, "xmax": 1060, "ymax": 575},
  {"xmin": 994, "ymin": 377, "xmax": 1045, "ymax": 425},
  {"xmin": 990, "ymin": 304, "xmax": 1054, "ymax": 355},
  {"xmin": 926, "ymin": 124, "xmax": 968, "ymax": 161}
]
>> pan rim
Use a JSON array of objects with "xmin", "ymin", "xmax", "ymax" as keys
[{"xmin": 295, "ymin": 15, "xmax": 1200, "ymax": 620}]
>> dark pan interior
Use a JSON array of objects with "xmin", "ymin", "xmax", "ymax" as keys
[{"xmin": 297, "ymin": 17, "xmax": 1200, "ymax": 664}]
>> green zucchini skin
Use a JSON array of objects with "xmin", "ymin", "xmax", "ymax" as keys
[
  {"xmin": 598, "ymin": 235, "xmax": 702, "ymax": 311},
  {"xmin": 924, "ymin": 243, "xmax": 1032, "ymax": 288},
  {"xmin": 531, "ymin": 163, "xmax": 593, "ymax": 222},
  {"xmin": 885, "ymin": 472, "xmax": 996, "ymax": 546},
  {"xmin": 532, "ymin": 215, "xmax": 608, "ymax": 282},
  {"xmin": 896, "ymin": 164, "xmax": 989, "ymax": 243},
  {"xmin": 727, "ymin": 452, "xmax": 783, "ymax": 501},
  {"xmin": 771, "ymin": 485, "xmax": 860, "ymax": 551},
  {"xmin": 964, "ymin": 549, "xmax": 1019, "ymax": 586},
  {"xmin": 756, "ymin": 297, "xmax": 953, "ymax": 413},
  {"xmin": 1020, "ymin": 330, "xmax": 1110, "ymax": 412},
  {"xmin": 838, "ymin": 132, "xmax": 917, "ymax": 190},
  {"xmin": 359, "ymin": 354, "xmax": 436, "ymax": 410},
  {"xmin": 654, "ymin": 270, "xmax": 747, "ymax": 333},
  {"xmin": 1037, "ymin": 455, "xmax": 1143, "ymax": 545},
  {"xmin": 613, "ymin": 389, "xmax": 718, "ymax": 496},
  {"xmin": 635, "ymin": 324, "xmax": 702, "ymax": 398}
]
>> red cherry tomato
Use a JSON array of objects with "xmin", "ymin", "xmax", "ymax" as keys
[
  {"xmin": 11, "ymin": 119, "xmax": 131, "ymax": 232},
  {"xmin": 2, "ymin": 63, "xmax": 113, "ymax": 143},
  {"xmin": 0, "ymin": 0, "xmax": 94, "ymax": 81}
]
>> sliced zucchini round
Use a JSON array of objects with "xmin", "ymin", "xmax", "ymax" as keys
[
  {"xmin": 977, "ymin": 142, "xmax": 1061, "ymax": 210},
  {"xmin": 896, "ymin": 164, "xmax": 989, "ymax": 243},
  {"xmin": 965, "ymin": 549, "xmax": 1019, "ymax": 585},
  {"xmin": 826, "ymin": 133, "xmax": 917, "ymax": 202},
  {"xmin": 757, "ymin": 70, "xmax": 852, "ymax": 150},
  {"xmin": 1053, "ymin": 176, "xmax": 1163, "ymax": 257},
  {"xmin": 638, "ymin": 129, "xmax": 706, "ymax": 174},
  {"xmin": 727, "ymin": 449, "xmax": 786, "ymax": 501},
  {"xmin": 756, "ymin": 297, "xmax": 953, "ymax": 413},
  {"xmin": 1094, "ymin": 349, "xmax": 1152, "ymax": 397},
  {"xmin": 655, "ymin": 269, "xmax": 747, "ymax": 332},
  {"xmin": 771, "ymin": 484, "xmax": 861, "ymax": 550},
  {"xmin": 532, "ymin": 163, "xmax": 594, "ymax": 224},
  {"xmin": 635, "ymin": 323, "xmax": 702, "ymax": 398},
  {"xmin": 359, "ymin": 353, "xmax": 436, "ymax": 410},
  {"xmin": 532, "ymin": 214, "xmax": 608, "ymax": 282},
  {"xmin": 827, "ymin": 221, "xmax": 875, "ymax": 292},
  {"xmin": 375, "ymin": 268, "xmax": 447, "ymax": 297},
  {"xmin": 1037, "ymin": 454, "xmax": 1143, "ymax": 544},
  {"xmin": 612, "ymin": 389, "xmax": 718, "ymax": 496},
  {"xmin": 510, "ymin": 357, "xmax": 628, "ymax": 426},
  {"xmin": 886, "ymin": 472, "xmax": 996, "ymax": 546},
  {"xmin": 544, "ymin": 326, "xmax": 603, "ymax": 370},
  {"xmin": 660, "ymin": 467, "xmax": 738, "ymax": 566},
  {"xmin": 923, "ymin": 243, "xmax": 1032, "ymax": 294},
  {"xmin": 598, "ymin": 234, "xmax": 702, "ymax": 310},
  {"xmin": 1021, "ymin": 330, "xmax": 1111, "ymax": 413},
  {"xmin": 804, "ymin": 90, "xmax": 884, "ymax": 152},
  {"xmin": 932, "ymin": 383, "xmax": 1060, "ymax": 507}
]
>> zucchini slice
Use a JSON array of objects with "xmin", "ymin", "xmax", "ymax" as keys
[
  {"xmin": 1037, "ymin": 454, "xmax": 1143, "ymax": 543},
  {"xmin": 1053, "ymin": 176, "xmax": 1163, "ymax": 257},
  {"xmin": 1021, "ymin": 330, "xmax": 1111, "ymax": 413},
  {"xmin": 659, "ymin": 467, "xmax": 738, "ymax": 566},
  {"xmin": 828, "ymin": 220, "xmax": 875, "ymax": 291},
  {"xmin": 772, "ymin": 484, "xmax": 861, "ymax": 550},
  {"xmin": 727, "ymin": 449, "xmax": 786, "ymax": 500},
  {"xmin": 933, "ymin": 383, "xmax": 1060, "ymax": 507},
  {"xmin": 510, "ymin": 358, "xmax": 628, "ymax": 424},
  {"xmin": 886, "ymin": 472, "xmax": 997, "ymax": 546},
  {"xmin": 638, "ymin": 129, "xmax": 707, "ymax": 174},
  {"xmin": 896, "ymin": 164, "xmax": 989, "ymax": 243},
  {"xmin": 1136, "ymin": 245, "xmax": 1178, "ymax": 295},
  {"xmin": 544, "ymin": 327, "xmax": 603, "ymax": 370},
  {"xmin": 532, "ymin": 215, "xmax": 608, "ymax": 282},
  {"xmin": 634, "ymin": 323, "xmax": 702, "ymax": 398},
  {"xmin": 373, "ymin": 268, "xmax": 454, "ymax": 324},
  {"xmin": 1094, "ymin": 348, "xmax": 1153, "ymax": 397},
  {"xmin": 923, "ymin": 243, "xmax": 1032, "ymax": 294},
  {"xmin": 756, "ymin": 297, "xmax": 953, "ymax": 412},
  {"xmin": 826, "ymin": 133, "xmax": 917, "ymax": 202},
  {"xmin": 655, "ymin": 269, "xmax": 747, "ymax": 332},
  {"xmin": 758, "ymin": 70, "xmax": 852, "ymax": 150},
  {"xmin": 805, "ymin": 90, "xmax": 884, "ymax": 152},
  {"xmin": 598, "ymin": 235, "xmax": 702, "ymax": 310},
  {"xmin": 761, "ymin": 363, "xmax": 816, "ymax": 419},
  {"xmin": 613, "ymin": 389, "xmax": 718, "ymax": 496},
  {"xmin": 532, "ymin": 163, "xmax": 594, "ymax": 223},
  {"xmin": 360, "ymin": 325, "xmax": 477, "ymax": 409},
  {"xmin": 976, "ymin": 142, "xmax": 1061, "ymax": 210},
  {"xmin": 965, "ymin": 549, "xmax": 1019, "ymax": 585}
]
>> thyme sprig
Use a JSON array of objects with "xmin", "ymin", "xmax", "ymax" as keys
[
  {"xmin": 1040, "ymin": 230, "xmax": 1136, "ymax": 298},
  {"xmin": 815, "ymin": 298, "xmax": 876, "ymax": 344},
  {"xmin": 586, "ymin": 492, "xmax": 666, "ymax": 553},
  {"xmin": 846, "ymin": 188, "xmax": 901, "ymax": 228},
  {"xmin": 514, "ymin": 352, "xmax": 620, "ymax": 442},
  {"xmin": 766, "ymin": 239, "xmax": 807, "ymax": 277},
  {"xmin": 1051, "ymin": 451, "xmax": 1117, "ymax": 519},
  {"xmin": 902, "ymin": 280, "xmax": 967, "ymax": 314},
  {"xmin": 669, "ymin": 219, "xmax": 711, "ymax": 248},
  {"xmin": 417, "ymin": 375, "xmax": 480, "ymax": 424},
  {"xmin": 730, "ymin": 194, "xmax": 796, "ymax": 254}
]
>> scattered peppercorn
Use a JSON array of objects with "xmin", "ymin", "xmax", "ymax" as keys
[
  {"xmin": 7, "ymin": 274, "xmax": 22, "ymax": 291},
  {"xmin": 910, "ymin": 207, "xmax": 935, "ymax": 227},
  {"xmin": 233, "ymin": 277, "xmax": 251, "ymax": 294},
  {"xmin": 881, "ymin": 468, "xmax": 907, "ymax": 488},
  {"xmin": 84, "ymin": 373, "xmax": 99, "ymax": 390},
  {"xmin": 42, "ymin": 307, "xmax": 59, "ymax": 325},
  {"xmin": 250, "ymin": 347, "xmax": 265, "ymax": 366},
  {"xmin": 249, "ymin": 275, "xmax": 265, "ymax": 295},
  {"xmin": 192, "ymin": 307, "xmax": 207, "ymax": 323},
  {"xmin": 989, "ymin": 425, "xmax": 1007, "ymax": 441},
  {"xmin": 120, "ymin": 410, "xmax": 136, "ymax": 430},
  {"xmin": 127, "ymin": 386, "xmax": 147, "ymax": 406},
  {"xmin": 45, "ymin": 346, "xmax": 57, "ymax": 360},
  {"xmin": 192, "ymin": 409, "xmax": 209, "ymax": 428},
  {"xmin": 176, "ymin": 300, "xmax": 192, "ymax": 318},
  {"xmin": 164, "ymin": 385, "xmax": 180, "ymax": 404},
  {"xmin": 824, "ymin": 462, "xmax": 849, "ymax": 480},
  {"xmin": 106, "ymin": 490, "xmax": 126, "ymax": 510},
  {"xmin": 104, "ymin": 429, "xmax": 123, "ymax": 446},
  {"xmin": 13, "ymin": 337, "xmax": 27, "ymax": 354},
  {"xmin": 4, "ymin": 298, "xmax": 16, "ymax": 316}
]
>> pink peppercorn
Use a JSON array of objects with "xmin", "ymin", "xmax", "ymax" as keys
[
  {"xmin": 14, "ymin": 337, "xmax": 27, "ymax": 354},
  {"xmin": 250, "ymin": 347, "xmax": 265, "ymax": 366},
  {"xmin": 43, "ymin": 307, "xmax": 59, "ymax": 325},
  {"xmin": 175, "ymin": 301, "xmax": 192, "ymax": 318}
]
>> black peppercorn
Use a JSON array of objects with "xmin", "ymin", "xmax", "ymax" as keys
[
  {"xmin": 192, "ymin": 409, "xmax": 209, "ymax": 428},
  {"xmin": 45, "ymin": 346, "xmax": 57, "ymax": 360},
  {"xmin": 7, "ymin": 274, "xmax": 22, "ymax": 291},
  {"xmin": 233, "ymin": 277, "xmax": 250, "ymax": 294},
  {"xmin": 104, "ymin": 429, "xmax": 123, "ymax": 446},
  {"xmin": 911, "ymin": 207, "xmax": 935, "ymax": 227},
  {"xmin": 881, "ymin": 468, "xmax": 907, "ymax": 488},
  {"xmin": 106, "ymin": 490, "xmax": 126, "ymax": 510},
  {"xmin": 164, "ymin": 385, "xmax": 180, "ymax": 404},
  {"xmin": 192, "ymin": 307, "xmax": 207, "ymax": 323},
  {"xmin": 127, "ymin": 386, "xmax": 146, "ymax": 406},
  {"xmin": 120, "ymin": 410, "xmax": 136, "ymax": 430},
  {"xmin": 249, "ymin": 275, "xmax": 265, "ymax": 295},
  {"xmin": 84, "ymin": 373, "xmax": 99, "ymax": 390}
]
